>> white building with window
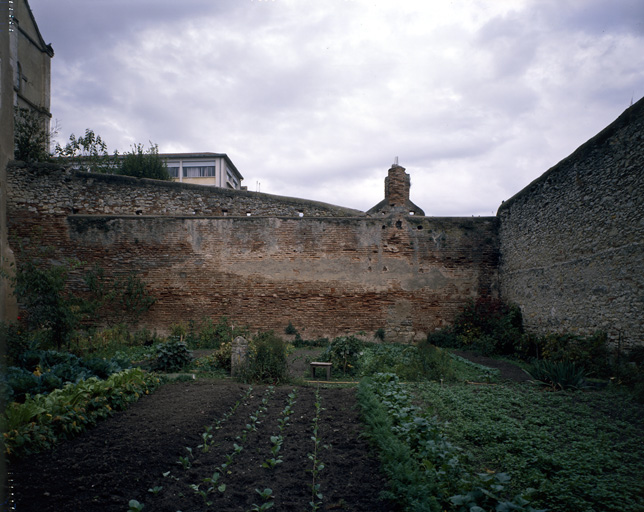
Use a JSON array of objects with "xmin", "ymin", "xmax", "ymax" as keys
[{"xmin": 162, "ymin": 152, "xmax": 244, "ymax": 190}]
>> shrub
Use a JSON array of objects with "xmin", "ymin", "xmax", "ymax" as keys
[
  {"xmin": 118, "ymin": 143, "xmax": 170, "ymax": 180},
  {"xmin": 213, "ymin": 342, "xmax": 232, "ymax": 372},
  {"xmin": 359, "ymin": 343, "xmax": 453, "ymax": 381},
  {"xmin": 452, "ymin": 298, "xmax": 523, "ymax": 355},
  {"xmin": 83, "ymin": 267, "xmax": 156, "ymax": 328},
  {"xmin": 538, "ymin": 332, "xmax": 610, "ymax": 377},
  {"xmin": 153, "ymin": 339, "xmax": 192, "ymax": 372},
  {"xmin": 416, "ymin": 340, "xmax": 455, "ymax": 381},
  {"xmin": 1, "ymin": 322, "xmax": 32, "ymax": 366},
  {"xmin": 320, "ymin": 335, "xmax": 363, "ymax": 375},
  {"xmin": 359, "ymin": 344, "xmax": 416, "ymax": 377},
  {"xmin": 236, "ymin": 331, "xmax": 289, "ymax": 384},
  {"xmin": 427, "ymin": 328, "xmax": 460, "ymax": 348},
  {"xmin": 292, "ymin": 335, "xmax": 328, "ymax": 348},
  {"xmin": 374, "ymin": 327, "xmax": 386, "ymax": 341},
  {"xmin": 196, "ymin": 318, "xmax": 219, "ymax": 348},
  {"xmin": 11, "ymin": 258, "xmax": 82, "ymax": 349},
  {"xmin": 626, "ymin": 345, "xmax": 644, "ymax": 366},
  {"xmin": 54, "ymin": 128, "xmax": 118, "ymax": 173},
  {"xmin": 14, "ymin": 106, "xmax": 51, "ymax": 163}
]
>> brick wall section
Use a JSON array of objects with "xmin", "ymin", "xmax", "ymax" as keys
[
  {"xmin": 6, "ymin": 162, "xmax": 499, "ymax": 341},
  {"xmin": 497, "ymin": 98, "xmax": 644, "ymax": 347}
]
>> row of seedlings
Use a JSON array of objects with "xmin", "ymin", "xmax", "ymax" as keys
[
  {"xmin": 249, "ymin": 388, "xmax": 299, "ymax": 511},
  {"xmin": 128, "ymin": 385, "xmax": 255, "ymax": 511},
  {"xmin": 189, "ymin": 386, "xmax": 276, "ymax": 508}
]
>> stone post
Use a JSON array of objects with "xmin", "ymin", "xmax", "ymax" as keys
[{"xmin": 231, "ymin": 335, "xmax": 249, "ymax": 377}]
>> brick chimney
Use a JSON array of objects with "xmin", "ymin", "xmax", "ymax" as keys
[
  {"xmin": 384, "ymin": 165, "xmax": 410, "ymax": 209},
  {"xmin": 367, "ymin": 164, "xmax": 425, "ymax": 216}
]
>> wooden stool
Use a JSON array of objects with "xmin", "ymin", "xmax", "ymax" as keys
[{"xmin": 310, "ymin": 362, "xmax": 332, "ymax": 380}]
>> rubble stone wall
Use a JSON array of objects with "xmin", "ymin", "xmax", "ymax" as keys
[{"xmin": 497, "ymin": 99, "xmax": 644, "ymax": 347}]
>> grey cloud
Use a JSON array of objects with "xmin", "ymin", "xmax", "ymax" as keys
[{"xmin": 532, "ymin": 0, "xmax": 644, "ymax": 36}]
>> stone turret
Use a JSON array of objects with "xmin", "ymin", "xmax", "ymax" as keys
[{"xmin": 367, "ymin": 164, "xmax": 425, "ymax": 216}]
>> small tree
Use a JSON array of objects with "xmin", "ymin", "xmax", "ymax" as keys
[
  {"xmin": 118, "ymin": 143, "xmax": 170, "ymax": 180},
  {"xmin": 54, "ymin": 129, "xmax": 118, "ymax": 173},
  {"xmin": 14, "ymin": 107, "xmax": 50, "ymax": 162}
]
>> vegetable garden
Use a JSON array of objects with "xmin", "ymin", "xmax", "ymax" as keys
[
  {"xmin": 7, "ymin": 379, "xmax": 392, "ymax": 512},
  {"xmin": 2, "ymin": 301, "xmax": 644, "ymax": 511}
]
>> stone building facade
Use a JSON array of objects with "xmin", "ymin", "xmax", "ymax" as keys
[{"xmin": 9, "ymin": 0, "xmax": 53, "ymax": 123}]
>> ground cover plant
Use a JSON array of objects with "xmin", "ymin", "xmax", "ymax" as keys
[
  {"xmin": 358, "ymin": 373, "xmax": 544, "ymax": 512},
  {"xmin": 408, "ymin": 379, "xmax": 644, "ymax": 512}
]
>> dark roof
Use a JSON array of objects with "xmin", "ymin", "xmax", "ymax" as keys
[{"xmin": 23, "ymin": 0, "xmax": 54, "ymax": 57}]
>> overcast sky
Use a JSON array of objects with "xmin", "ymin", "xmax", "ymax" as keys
[{"xmin": 30, "ymin": 0, "xmax": 644, "ymax": 216}]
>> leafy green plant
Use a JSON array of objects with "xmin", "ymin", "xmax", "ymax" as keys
[
  {"xmin": 198, "ymin": 425, "xmax": 214, "ymax": 453},
  {"xmin": 250, "ymin": 488, "xmax": 274, "ymax": 511},
  {"xmin": 202, "ymin": 471, "xmax": 226, "ymax": 493},
  {"xmin": 410, "ymin": 380, "xmax": 644, "ymax": 512},
  {"xmin": 262, "ymin": 435, "xmax": 284, "ymax": 469},
  {"xmin": 153, "ymin": 339, "xmax": 192, "ymax": 372},
  {"xmin": 127, "ymin": 499, "xmax": 145, "ymax": 511},
  {"xmin": 359, "ymin": 374, "xmax": 544, "ymax": 512},
  {"xmin": 2, "ymin": 368, "xmax": 160, "ymax": 460},
  {"xmin": 308, "ymin": 387, "xmax": 329, "ymax": 511},
  {"xmin": 527, "ymin": 359, "xmax": 587, "ymax": 390}
]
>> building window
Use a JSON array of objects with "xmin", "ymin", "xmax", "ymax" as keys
[
  {"xmin": 183, "ymin": 166, "xmax": 215, "ymax": 178},
  {"xmin": 226, "ymin": 167, "xmax": 239, "ymax": 188},
  {"xmin": 167, "ymin": 166, "xmax": 179, "ymax": 178}
]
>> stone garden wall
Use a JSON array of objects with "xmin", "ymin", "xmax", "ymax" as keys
[
  {"xmin": 497, "ymin": 98, "xmax": 644, "ymax": 347},
  {"xmin": 6, "ymin": 163, "xmax": 499, "ymax": 342}
]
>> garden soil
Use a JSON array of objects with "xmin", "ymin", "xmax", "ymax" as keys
[{"xmin": 8, "ymin": 379, "xmax": 399, "ymax": 512}]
